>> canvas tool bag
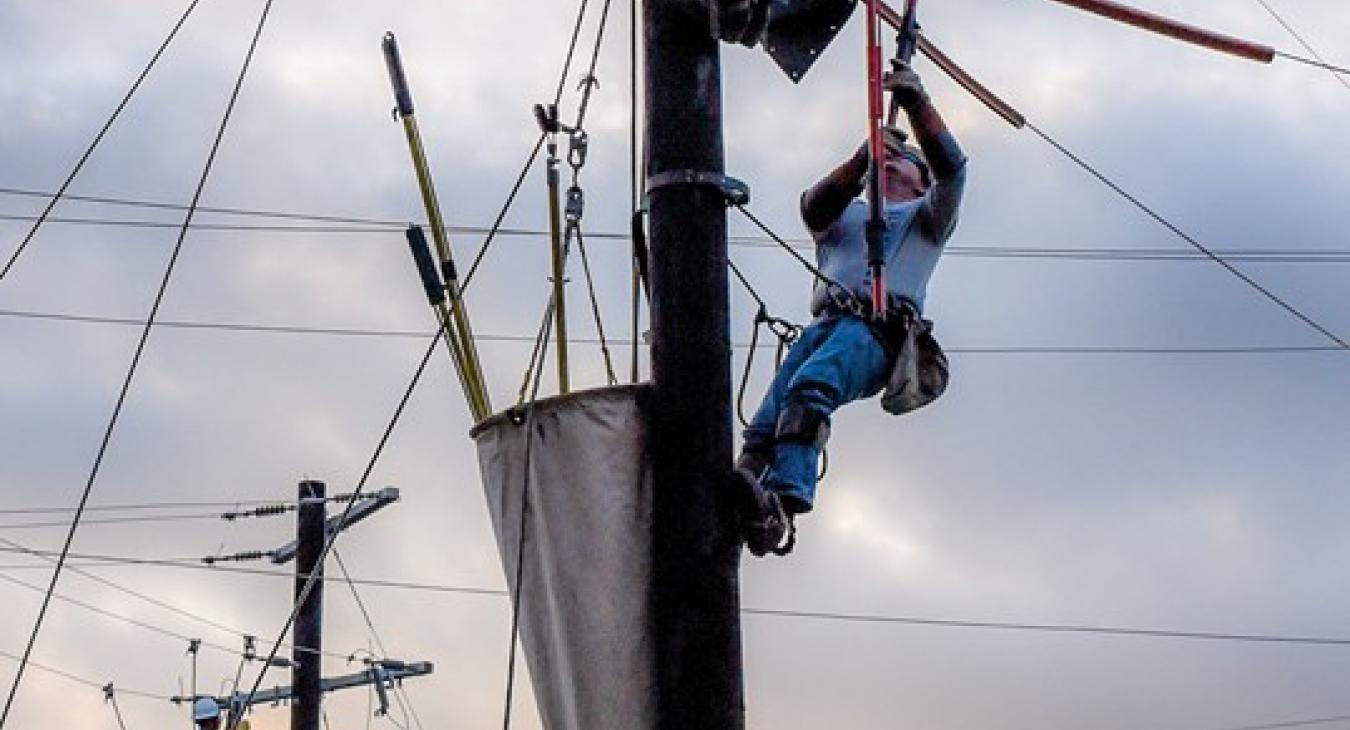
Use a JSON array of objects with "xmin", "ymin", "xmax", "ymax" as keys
[{"xmin": 874, "ymin": 302, "xmax": 949, "ymax": 415}]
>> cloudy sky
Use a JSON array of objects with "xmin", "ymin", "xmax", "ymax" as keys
[{"xmin": 1, "ymin": 0, "xmax": 1348, "ymax": 728}]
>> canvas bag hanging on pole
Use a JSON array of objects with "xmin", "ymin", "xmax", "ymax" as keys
[{"xmin": 471, "ymin": 384, "xmax": 657, "ymax": 730}]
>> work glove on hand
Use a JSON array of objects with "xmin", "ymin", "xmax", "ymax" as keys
[{"xmin": 884, "ymin": 62, "xmax": 929, "ymax": 113}]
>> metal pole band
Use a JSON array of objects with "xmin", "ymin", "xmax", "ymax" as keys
[{"xmin": 645, "ymin": 170, "xmax": 750, "ymax": 206}]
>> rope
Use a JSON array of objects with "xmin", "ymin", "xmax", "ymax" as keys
[
  {"xmin": 463, "ymin": 0, "xmax": 606, "ymax": 294},
  {"xmin": 2, "ymin": 307, "xmax": 1342, "ymax": 355},
  {"xmin": 734, "ymin": 130, "xmax": 1346, "ymax": 351},
  {"xmin": 0, "ymin": 0, "xmax": 205, "ymax": 281},
  {"xmin": 501, "ymin": 299, "xmax": 554, "ymax": 730},
  {"xmin": 1024, "ymin": 121, "xmax": 1347, "ymax": 350},
  {"xmin": 552, "ymin": 0, "xmax": 593, "ymax": 107},
  {"xmin": 575, "ymin": 229, "xmax": 619, "ymax": 385},
  {"xmin": 0, "ymin": 1, "xmax": 276, "ymax": 723},
  {"xmin": 516, "ymin": 299, "xmax": 557, "ymax": 405},
  {"xmin": 1274, "ymin": 50, "xmax": 1350, "ymax": 77},
  {"xmin": 459, "ymin": 134, "xmax": 546, "ymax": 293},
  {"xmin": 226, "ymin": 326, "xmax": 445, "ymax": 730},
  {"xmin": 1255, "ymin": 0, "xmax": 1350, "ymax": 94},
  {"xmin": 733, "ymin": 204, "xmax": 860, "ymax": 309},
  {"xmin": 728, "ymin": 261, "xmax": 801, "ymax": 428},
  {"xmin": 629, "ymin": 0, "xmax": 641, "ymax": 383}
]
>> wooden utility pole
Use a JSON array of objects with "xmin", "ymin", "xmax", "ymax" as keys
[
  {"xmin": 291, "ymin": 480, "xmax": 325, "ymax": 730},
  {"xmin": 644, "ymin": 2, "xmax": 744, "ymax": 728}
]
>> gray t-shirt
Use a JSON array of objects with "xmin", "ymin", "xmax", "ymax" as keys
[{"xmin": 808, "ymin": 160, "xmax": 966, "ymax": 316}]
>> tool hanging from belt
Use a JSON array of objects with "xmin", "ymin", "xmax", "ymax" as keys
[{"xmin": 382, "ymin": 32, "xmax": 492, "ymax": 422}]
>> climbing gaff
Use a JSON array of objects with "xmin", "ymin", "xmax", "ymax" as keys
[
  {"xmin": 864, "ymin": 0, "xmax": 888, "ymax": 320},
  {"xmin": 534, "ymin": 103, "xmax": 571, "ymax": 395},
  {"xmin": 405, "ymin": 225, "xmax": 485, "ymax": 419},
  {"xmin": 1040, "ymin": 0, "xmax": 1274, "ymax": 63},
  {"xmin": 382, "ymin": 31, "xmax": 492, "ymax": 421}
]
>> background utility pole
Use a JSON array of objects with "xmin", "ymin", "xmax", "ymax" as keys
[
  {"xmin": 292, "ymin": 480, "xmax": 325, "ymax": 730},
  {"xmin": 644, "ymin": 2, "xmax": 744, "ymax": 728}
]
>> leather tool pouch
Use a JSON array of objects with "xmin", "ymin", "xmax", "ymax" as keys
[{"xmin": 872, "ymin": 303, "xmax": 949, "ymax": 416}]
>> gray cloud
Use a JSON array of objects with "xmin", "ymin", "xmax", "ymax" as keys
[{"xmin": 1, "ymin": 0, "xmax": 1347, "ymax": 728}]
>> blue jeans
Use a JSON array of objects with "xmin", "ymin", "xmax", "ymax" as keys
[{"xmin": 742, "ymin": 313, "xmax": 892, "ymax": 512}]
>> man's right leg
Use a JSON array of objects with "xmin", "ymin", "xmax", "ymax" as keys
[
  {"xmin": 762, "ymin": 315, "xmax": 892, "ymax": 514},
  {"xmin": 737, "ymin": 320, "xmax": 833, "ymax": 556}
]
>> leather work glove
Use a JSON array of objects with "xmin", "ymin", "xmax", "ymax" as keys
[{"xmin": 884, "ymin": 61, "xmax": 929, "ymax": 114}]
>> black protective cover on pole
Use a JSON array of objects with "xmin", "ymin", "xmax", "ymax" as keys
[
  {"xmin": 644, "ymin": 1, "xmax": 745, "ymax": 728},
  {"xmin": 291, "ymin": 481, "xmax": 325, "ymax": 730}
]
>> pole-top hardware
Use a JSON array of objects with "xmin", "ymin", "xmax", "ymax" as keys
[
  {"xmin": 381, "ymin": 32, "xmax": 415, "ymax": 118},
  {"xmin": 565, "ymin": 185, "xmax": 585, "ymax": 225},
  {"xmin": 645, "ymin": 170, "xmax": 750, "ymax": 207},
  {"xmin": 533, "ymin": 104, "xmax": 562, "ymax": 135},
  {"xmin": 567, "ymin": 129, "xmax": 589, "ymax": 171}
]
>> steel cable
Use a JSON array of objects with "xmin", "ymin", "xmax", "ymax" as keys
[
  {"xmin": 0, "ymin": 0, "xmax": 205, "ymax": 281},
  {"xmin": 0, "ymin": 0, "xmax": 278, "ymax": 722}
]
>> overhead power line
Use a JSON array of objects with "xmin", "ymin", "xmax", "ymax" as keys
[
  {"xmin": 0, "ymin": 186, "xmax": 398, "ymax": 226},
  {"xmin": 332, "ymin": 549, "xmax": 427, "ymax": 730},
  {"xmin": 5, "ymin": 209, "xmax": 1350, "ymax": 264},
  {"xmin": 1204, "ymin": 714, "xmax": 1350, "ymax": 730},
  {"xmin": 1254, "ymin": 0, "xmax": 1350, "ymax": 95},
  {"xmin": 0, "ymin": 511, "xmax": 228, "ymax": 530},
  {"xmin": 0, "ymin": 0, "xmax": 280, "ymax": 723},
  {"xmin": 0, "ymin": 646, "xmax": 169, "ymax": 702},
  {"xmin": 0, "ymin": 571, "xmax": 245, "ymax": 658},
  {"xmin": 739, "ymin": 607, "xmax": 1350, "ymax": 646},
  {"xmin": 1, "ymin": 307, "xmax": 1342, "ymax": 356},
  {"xmin": 0, "ymin": 0, "xmax": 205, "ymax": 280},
  {"xmin": 0, "ymin": 498, "xmax": 287, "ymax": 516},
  {"xmin": 1, "ymin": 544, "xmax": 1348, "ymax": 649},
  {"xmin": 0, "ymin": 535, "xmax": 345, "ymax": 661},
  {"xmin": 228, "ymin": 329, "xmax": 445, "ymax": 730},
  {"xmin": 1022, "ymin": 123, "xmax": 1347, "ymax": 350}
]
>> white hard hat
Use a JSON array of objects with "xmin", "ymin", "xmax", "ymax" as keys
[{"xmin": 193, "ymin": 697, "xmax": 221, "ymax": 721}]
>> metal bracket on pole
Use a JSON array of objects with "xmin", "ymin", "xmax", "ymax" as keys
[
  {"xmin": 645, "ymin": 170, "xmax": 750, "ymax": 207},
  {"xmin": 174, "ymin": 661, "xmax": 433, "ymax": 715},
  {"xmin": 270, "ymin": 487, "xmax": 401, "ymax": 565}
]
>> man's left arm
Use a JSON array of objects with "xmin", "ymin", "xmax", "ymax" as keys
[{"xmin": 890, "ymin": 65, "xmax": 968, "ymax": 241}]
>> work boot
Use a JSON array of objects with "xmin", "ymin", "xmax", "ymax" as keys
[{"xmin": 731, "ymin": 467, "xmax": 795, "ymax": 557}]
